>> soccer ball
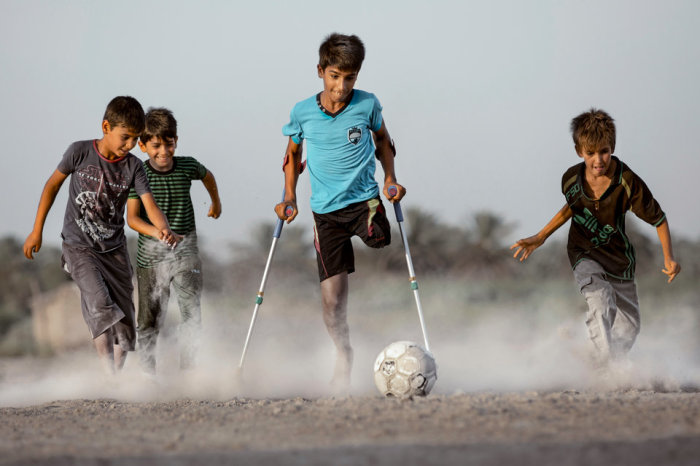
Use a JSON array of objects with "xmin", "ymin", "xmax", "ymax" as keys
[{"xmin": 373, "ymin": 341, "xmax": 437, "ymax": 398}]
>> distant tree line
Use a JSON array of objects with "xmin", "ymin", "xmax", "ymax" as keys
[
  {"xmin": 2, "ymin": 208, "xmax": 698, "ymax": 343},
  {"xmin": 0, "ymin": 237, "xmax": 70, "ymax": 337}
]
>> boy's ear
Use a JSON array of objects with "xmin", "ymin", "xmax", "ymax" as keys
[
  {"xmin": 101, "ymin": 120, "xmax": 111, "ymax": 135},
  {"xmin": 317, "ymin": 64, "xmax": 324, "ymax": 78},
  {"xmin": 137, "ymin": 140, "xmax": 148, "ymax": 152}
]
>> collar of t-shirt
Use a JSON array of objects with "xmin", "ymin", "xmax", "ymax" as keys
[{"xmin": 315, "ymin": 90, "xmax": 354, "ymax": 118}]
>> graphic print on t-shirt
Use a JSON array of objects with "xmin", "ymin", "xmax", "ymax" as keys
[
  {"xmin": 73, "ymin": 164, "xmax": 129, "ymax": 242},
  {"xmin": 572, "ymin": 207, "xmax": 616, "ymax": 247}
]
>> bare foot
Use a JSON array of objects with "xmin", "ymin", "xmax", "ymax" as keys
[{"xmin": 330, "ymin": 349, "xmax": 353, "ymax": 396}]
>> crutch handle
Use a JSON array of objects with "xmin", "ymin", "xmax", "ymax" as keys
[
  {"xmin": 273, "ymin": 194, "xmax": 295, "ymax": 238},
  {"xmin": 387, "ymin": 185, "xmax": 404, "ymax": 222}
]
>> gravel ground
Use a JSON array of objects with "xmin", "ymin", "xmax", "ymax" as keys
[
  {"xmin": 2, "ymin": 389, "xmax": 700, "ymax": 465},
  {"xmin": 3, "ymin": 280, "xmax": 698, "ymax": 465}
]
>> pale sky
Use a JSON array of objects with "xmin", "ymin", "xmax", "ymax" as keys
[{"xmin": 2, "ymin": 0, "xmax": 699, "ymax": 254}]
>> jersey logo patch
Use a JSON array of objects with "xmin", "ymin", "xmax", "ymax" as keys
[{"xmin": 348, "ymin": 126, "xmax": 362, "ymax": 145}]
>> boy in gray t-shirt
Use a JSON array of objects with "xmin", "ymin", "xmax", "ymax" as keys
[{"xmin": 23, "ymin": 96, "xmax": 178, "ymax": 375}]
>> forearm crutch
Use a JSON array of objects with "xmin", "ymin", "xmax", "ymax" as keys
[
  {"xmin": 388, "ymin": 186, "xmax": 431, "ymax": 352},
  {"xmin": 237, "ymin": 192, "xmax": 294, "ymax": 374}
]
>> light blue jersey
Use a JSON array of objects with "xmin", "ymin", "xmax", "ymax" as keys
[{"xmin": 283, "ymin": 89, "xmax": 384, "ymax": 213}]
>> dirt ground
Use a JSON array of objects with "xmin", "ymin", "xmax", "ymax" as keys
[
  {"xmin": 3, "ymin": 278, "xmax": 699, "ymax": 465},
  {"xmin": 1, "ymin": 386, "xmax": 699, "ymax": 465},
  {"xmin": 2, "ymin": 316, "xmax": 700, "ymax": 466}
]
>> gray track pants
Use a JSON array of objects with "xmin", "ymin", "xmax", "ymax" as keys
[
  {"xmin": 573, "ymin": 259, "xmax": 641, "ymax": 364},
  {"xmin": 136, "ymin": 255, "xmax": 202, "ymax": 373}
]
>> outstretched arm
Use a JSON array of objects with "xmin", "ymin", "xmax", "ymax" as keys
[
  {"xmin": 202, "ymin": 170, "xmax": 221, "ymax": 219},
  {"xmin": 510, "ymin": 203, "xmax": 572, "ymax": 261},
  {"xmin": 24, "ymin": 169, "xmax": 68, "ymax": 259},
  {"xmin": 373, "ymin": 120, "xmax": 405, "ymax": 203},
  {"xmin": 126, "ymin": 198, "xmax": 165, "ymax": 238},
  {"xmin": 656, "ymin": 219, "xmax": 681, "ymax": 283},
  {"xmin": 275, "ymin": 137, "xmax": 303, "ymax": 223},
  {"xmin": 139, "ymin": 193, "xmax": 180, "ymax": 246}
]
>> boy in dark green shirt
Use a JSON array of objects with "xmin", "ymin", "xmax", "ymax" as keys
[
  {"xmin": 511, "ymin": 108, "xmax": 680, "ymax": 369},
  {"xmin": 127, "ymin": 107, "xmax": 221, "ymax": 374}
]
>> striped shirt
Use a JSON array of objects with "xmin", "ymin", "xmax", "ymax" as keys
[{"xmin": 128, "ymin": 156, "xmax": 207, "ymax": 268}]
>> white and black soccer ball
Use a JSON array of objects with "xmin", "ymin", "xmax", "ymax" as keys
[{"xmin": 373, "ymin": 341, "xmax": 437, "ymax": 398}]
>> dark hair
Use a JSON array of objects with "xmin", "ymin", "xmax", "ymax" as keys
[
  {"xmin": 103, "ymin": 96, "xmax": 145, "ymax": 133},
  {"xmin": 141, "ymin": 107, "xmax": 178, "ymax": 143},
  {"xmin": 570, "ymin": 108, "xmax": 616, "ymax": 153},
  {"xmin": 318, "ymin": 33, "xmax": 365, "ymax": 71}
]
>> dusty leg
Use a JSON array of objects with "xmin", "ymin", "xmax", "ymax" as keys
[
  {"xmin": 94, "ymin": 330, "xmax": 116, "ymax": 375},
  {"xmin": 574, "ymin": 261, "xmax": 616, "ymax": 368},
  {"xmin": 136, "ymin": 265, "xmax": 168, "ymax": 375},
  {"xmin": 582, "ymin": 284, "xmax": 615, "ymax": 366},
  {"xmin": 114, "ymin": 344, "xmax": 127, "ymax": 371},
  {"xmin": 609, "ymin": 280, "xmax": 641, "ymax": 359},
  {"xmin": 172, "ymin": 255, "xmax": 203, "ymax": 371},
  {"xmin": 320, "ymin": 272, "xmax": 352, "ymax": 391}
]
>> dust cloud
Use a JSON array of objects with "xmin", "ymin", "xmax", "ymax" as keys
[{"xmin": 1, "ymin": 276, "xmax": 698, "ymax": 407}]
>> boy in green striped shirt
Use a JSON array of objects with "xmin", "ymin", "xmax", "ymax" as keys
[{"xmin": 127, "ymin": 107, "xmax": 221, "ymax": 374}]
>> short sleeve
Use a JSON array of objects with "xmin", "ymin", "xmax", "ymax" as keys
[
  {"xmin": 282, "ymin": 106, "xmax": 304, "ymax": 144},
  {"xmin": 193, "ymin": 160, "xmax": 207, "ymax": 180},
  {"xmin": 369, "ymin": 94, "xmax": 383, "ymax": 132},
  {"xmin": 132, "ymin": 162, "xmax": 151, "ymax": 197},
  {"xmin": 56, "ymin": 142, "xmax": 80, "ymax": 175},
  {"xmin": 561, "ymin": 165, "xmax": 581, "ymax": 205},
  {"xmin": 628, "ymin": 173, "xmax": 666, "ymax": 226},
  {"xmin": 182, "ymin": 157, "xmax": 207, "ymax": 180}
]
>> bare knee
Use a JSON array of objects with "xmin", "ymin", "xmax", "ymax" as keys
[
  {"xmin": 320, "ymin": 273, "xmax": 348, "ymax": 314},
  {"xmin": 322, "ymin": 293, "xmax": 345, "ymax": 315}
]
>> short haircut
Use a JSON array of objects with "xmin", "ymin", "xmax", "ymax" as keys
[
  {"xmin": 570, "ymin": 108, "xmax": 616, "ymax": 153},
  {"xmin": 103, "ymin": 96, "xmax": 145, "ymax": 133},
  {"xmin": 141, "ymin": 107, "xmax": 178, "ymax": 143},
  {"xmin": 318, "ymin": 33, "xmax": 365, "ymax": 71}
]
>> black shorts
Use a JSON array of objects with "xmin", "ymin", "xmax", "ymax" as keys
[{"xmin": 312, "ymin": 197, "xmax": 391, "ymax": 281}]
